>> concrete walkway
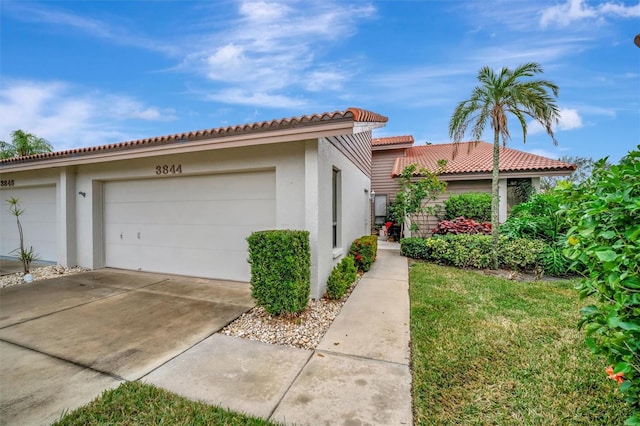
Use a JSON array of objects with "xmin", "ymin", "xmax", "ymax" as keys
[
  {"xmin": 145, "ymin": 242, "xmax": 412, "ymax": 425},
  {"xmin": 1, "ymin": 243, "xmax": 411, "ymax": 425}
]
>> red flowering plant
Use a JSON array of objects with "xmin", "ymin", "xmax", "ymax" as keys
[
  {"xmin": 349, "ymin": 235, "xmax": 378, "ymax": 272},
  {"xmin": 606, "ymin": 365, "xmax": 625, "ymax": 385}
]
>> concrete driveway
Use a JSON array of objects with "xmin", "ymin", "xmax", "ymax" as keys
[{"xmin": 0, "ymin": 269, "xmax": 254, "ymax": 426}]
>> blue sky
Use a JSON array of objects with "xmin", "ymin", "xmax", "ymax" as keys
[{"xmin": 1, "ymin": 0, "xmax": 638, "ymax": 163}]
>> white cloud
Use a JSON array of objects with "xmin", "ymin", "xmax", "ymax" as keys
[
  {"xmin": 305, "ymin": 70, "xmax": 347, "ymax": 92},
  {"xmin": 206, "ymin": 89, "xmax": 306, "ymax": 108},
  {"xmin": 540, "ymin": 0, "xmax": 640, "ymax": 28},
  {"xmin": 239, "ymin": 1, "xmax": 291, "ymax": 22},
  {"xmin": 106, "ymin": 96, "xmax": 177, "ymax": 122},
  {"xmin": 181, "ymin": 1, "xmax": 376, "ymax": 106},
  {"xmin": 556, "ymin": 108, "xmax": 584, "ymax": 131},
  {"xmin": 5, "ymin": 1, "xmax": 377, "ymax": 110},
  {"xmin": 0, "ymin": 79, "xmax": 177, "ymax": 150},
  {"xmin": 528, "ymin": 108, "xmax": 584, "ymax": 135},
  {"xmin": 4, "ymin": 2, "xmax": 178, "ymax": 55}
]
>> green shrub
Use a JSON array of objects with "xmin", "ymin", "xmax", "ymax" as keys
[
  {"xmin": 350, "ymin": 235, "xmax": 378, "ymax": 272},
  {"xmin": 499, "ymin": 238, "xmax": 546, "ymax": 271},
  {"xmin": 443, "ymin": 192, "xmax": 492, "ymax": 222},
  {"xmin": 435, "ymin": 234, "xmax": 493, "ymax": 269},
  {"xmin": 400, "ymin": 238, "xmax": 428, "ymax": 259},
  {"xmin": 326, "ymin": 255, "xmax": 358, "ymax": 299},
  {"xmin": 501, "ymin": 191, "xmax": 569, "ymax": 243},
  {"xmin": 559, "ymin": 147, "xmax": 640, "ymax": 424},
  {"xmin": 402, "ymin": 234, "xmax": 547, "ymax": 272},
  {"xmin": 402, "ymin": 234, "xmax": 493, "ymax": 269},
  {"xmin": 538, "ymin": 243, "xmax": 572, "ymax": 276},
  {"xmin": 246, "ymin": 230, "xmax": 310, "ymax": 315}
]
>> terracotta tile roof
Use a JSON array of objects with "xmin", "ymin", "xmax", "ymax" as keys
[
  {"xmin": 391, "ymin": 141, "xmax": 576, "ymax": 176},
  {"xmin": 372, "ymin": 135, "xmax": 414, "ymax": 146},
  {"xmin": 0, "ymin": 107, "xmax": 387, "ymax": 165}
]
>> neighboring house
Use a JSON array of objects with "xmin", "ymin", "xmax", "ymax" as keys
[
  {"xmin": 372, "ymin": 138, "xmax": 575, "ymax": 231},
  {"xmin": 0, "ymin": 108, "xmax": 387, "ymax": 299}
]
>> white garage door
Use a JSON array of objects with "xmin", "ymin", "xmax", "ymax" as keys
[
  {"xmin": 0, "ymin": 185, "xmax": 57, "ymax": 262},
  {"xmin": 104, "ymin": 170, "xmax": 275, "ymax": 281}
]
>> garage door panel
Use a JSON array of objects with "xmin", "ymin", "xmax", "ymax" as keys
[
  {"xmin": 105, "ymin": 172, "xmax": 275, "ymax": 203},
  {"xmin": 106, "ymin": 244, "xmax": 252, "ymax": 281},
  {"xmin": 106, "ymin": 200, "xmax": 274, "ymax": 226},
  {"xmin": 136, "ymin": 247, "xmax": 251, "ymax": 281},
  {"xmin": 112, "ymin": 224, "xmax": 272, "ymax": 251},
  {"xmin": 0, "ymin": 186, "xmax": 57, "ymax": 261},
  {"xmin": 104, "ymin": 171, "xmax": 275, "ymax": 281}
]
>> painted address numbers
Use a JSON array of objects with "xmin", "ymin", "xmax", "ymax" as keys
[
  {"xmin": 1, "ymin": 179, "xmax": 16, "ymax": 187},
  {"xmin": 155, "ymin": 164, "xmax": 182, "ymax": 175}
]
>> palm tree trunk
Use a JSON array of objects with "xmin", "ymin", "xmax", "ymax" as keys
[{"xmin": 491, "ymin": 130, "xmax": 500, "ymax": 269}]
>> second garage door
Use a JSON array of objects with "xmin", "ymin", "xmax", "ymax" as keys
[
  {"xmin": 104, "ymin": 170, "xmax": 275, "ymax": 281},
  {"xmin": 0, "ymin": 185, "xmax": 57, "ymax": 262}
]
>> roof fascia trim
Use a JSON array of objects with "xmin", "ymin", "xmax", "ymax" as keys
[{"xmin": 0, "ymin": 121, "xmax": 355, "ymax": 173}]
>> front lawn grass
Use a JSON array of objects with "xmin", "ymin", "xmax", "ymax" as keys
[
  {"xmin": 410, "ymin": 262, "xmax": 630, "ymax": 425},
  {"xmin": 53, "ymin": 381, "xmax": 280, "ymax": 426}
]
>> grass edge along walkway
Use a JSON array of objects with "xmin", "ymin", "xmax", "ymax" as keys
[
  {"xmin": 409, "ymin": 261, "xmax": 631, "ymax": 425},
  {"xmin": 52, "ymin": 381, "xmax": 281, "ymax": 426}
]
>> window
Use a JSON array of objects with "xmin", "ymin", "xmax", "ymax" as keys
[
  {"xmin": 507, "ymin": 178, "xmax": 534, "ymax": 213},
  {"xmin": 332, "ymin": 168, "xmax": 341, "ymax": 248},
  {"xmin": 374, "ymin": 194, "xmax": 388, "ymax": 225}
]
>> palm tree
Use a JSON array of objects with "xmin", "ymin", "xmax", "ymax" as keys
[
  {"xmin": 449, "ymin": 62, "xmax": 560, "ymax": 269},
  {"xmin": 0, "ymin": 130, "xmax": 53, "ymax": 159}
]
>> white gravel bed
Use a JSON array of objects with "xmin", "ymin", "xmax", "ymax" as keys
[
  {"xmin": 220, "ymin": 275, "xmax": 362, "ymax": 350},
  {"xmin": 1, "ymin": 265, "xmax": 90, "ymax": 288}
]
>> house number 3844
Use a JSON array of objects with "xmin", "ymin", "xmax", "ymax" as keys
[{"xmin": 155, "ymin": 164, "xmax": 182, "ymax": 175}]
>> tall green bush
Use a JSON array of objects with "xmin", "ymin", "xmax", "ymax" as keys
[
  {"xmin": 349, "ymin": 235, "xmax": 378, "ymax": 272},
  {"xmin": 559, "ymin": 147, "xmax": 640, "ymax": 425},
  {"xmin": 326, "ymin": 255, "xmax": 357, "ymax": 299},
  {"xmin": 247, "ymin": 230, "xmax": 310, "ymax": 315},
  {"xmin": 443, "ymin": 192, "xmax": 492, "ymax": 222}
]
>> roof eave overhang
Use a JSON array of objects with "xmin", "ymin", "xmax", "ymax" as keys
[
  {"xmin": 0, "ymin": 120, "xmax": 358, "ymax": 173},
  {"xmin": 372, "ymin": 143, "xmax": 414, "ymax": 152},
  {"xmin": 354, "ymin": 122, "xmax": 387, "ymax": 133},
  {"xmin": 391, "ymin": 169, "xmax": 575, "ymax": 180}
]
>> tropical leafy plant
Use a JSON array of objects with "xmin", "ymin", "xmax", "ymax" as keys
[
  {"xmin": 449, "ymin": 62, "xmax": 560, "ymax": 269},
  {"xmin": 501, "ymin": 191, "xmax": 569, "ymax": 243},
  {"xmin": 538, "ymin": 243, "xmax": 571, "ymax": 276},
  {"xmin": 0, "ymin": 129, "xmax": 53, "ymax": 159},
  {"xmin": 7, "ymin": 197, "xmax": 38, "ymax": 274},
  {"xmin": 393, "ymin": 163, "xmax": 447, "ymax": 238},
  {"xmin": 559, "ymin": 146, "xmax": 640, "ymax": 425}
]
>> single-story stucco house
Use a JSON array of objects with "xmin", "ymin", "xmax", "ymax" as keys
[
  {"xmin": 0, "ymin": 108, "xmax": 387, "ymax": 299},
  {"xmin": 371, "ymin": 136, "xmax": 575, "ymax": 231}
]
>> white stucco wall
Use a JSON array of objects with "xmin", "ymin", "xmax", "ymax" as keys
[
  {"xmin": 1, "ymin": 135, "xmax": 371, "ymax": 299},
  {"xmin": 314, "ymin": 137, "xmax": 371, "ymax": 299}
]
